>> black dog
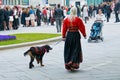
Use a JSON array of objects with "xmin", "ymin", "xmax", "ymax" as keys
[{"xmin": 24, "ymin": 45, "xmax": 52, "ymax": 69}]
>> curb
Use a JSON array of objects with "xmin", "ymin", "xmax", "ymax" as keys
[{"xmin": 0, "ymin": 36, "xmax": 62, "ymax": 50}]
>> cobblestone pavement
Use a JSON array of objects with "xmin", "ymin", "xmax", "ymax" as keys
[{"xmin": 0, "ymin": 15, "xmax": 120, "ymax": 80}]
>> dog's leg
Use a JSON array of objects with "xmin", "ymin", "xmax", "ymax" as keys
[
  {"xmin": 40, "ymin": 59, "xmax": 44, "ymax": 67},
  {"xmin": 28, "ymin": 51, "xmax": 35, "ymax": 69},
  {"xmin": 29, "ymin": 56, "xmax": 34, "ymax": 69},
  {"xmin": 36, "ymin": 57, "xmax": 40, "ymax": 64}
]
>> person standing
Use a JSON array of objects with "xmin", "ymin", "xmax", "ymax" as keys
[
  {"xmin": 36, "ymin": 5, "xmax": 42, "ymax": 26},
  {"xmin": 114, "ymin": 1, "xmax": 120, "ymax": 23},
  {"xmin": 42, "ymin": 7, "xmax": 47, "ymax": 25},
  {"xmin": 25, "ymin": 7, "xmax": 30, "ymax": 27},
  {"xmin": 106, "ymin": 2, "xmax": 112, "ymax": 22},
  {"xmin": 46, "ymin": 7, "xmax": 50, "ymax": 25},
  {"xmin": 76, "ymin": 5, "xmax": 81, "ymax": 17},
  {"xmin": 13, "ymin": 6, "xmax": 19, "ymax": 30},
  {"xmin": 83, "ymin": 5, "xmax": 88, "ymax": 23},
  {"xmin": 29, "ymin": 6, "xmax": 35, "ymax": 27},
  {"xmin": 0, "ymin": 6, "xmax": 5, "ymax": 31},
  {"xmin": 50, "ymin": 8, "xmax": 55, "ymax": 25},
  {"xmin": 54, "ymin": 4, "xmax": 64, "ymax": 32},
  {"xmin": 62, "ymin": 7, "xmax": 86, "ymax": 71},
  {"xmin": 21, "ymin": 8, "xmax": 26, "ymax": 27},
  {"xmin": 4, "ymin": 6, "xmax": 9, "ymax": 30},
  {"xmin": 8, "ymin": 6, "xmax": 14, "ymax": 30}
]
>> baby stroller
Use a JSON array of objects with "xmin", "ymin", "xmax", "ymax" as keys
[{"xmin": 88, "ymin": 20, "xmax": 104, "ymax": 43}]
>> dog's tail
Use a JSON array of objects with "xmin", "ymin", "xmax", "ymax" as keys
[{"xmin": 24, "ymin": 50, "xmax": 30, "ymax": 56}]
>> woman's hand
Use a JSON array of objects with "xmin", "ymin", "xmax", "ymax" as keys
[
  {"xmin": 62, "ymin": 38, "xmax": 66, "ymax": 41},
  {"xmin": 84, "ymin": 36, "xmax": 87, "ymax": 39}
]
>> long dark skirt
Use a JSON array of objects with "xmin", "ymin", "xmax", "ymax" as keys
[{"xmin": 64, "ymin": 32, "xmax": 83, "ymax": 70}]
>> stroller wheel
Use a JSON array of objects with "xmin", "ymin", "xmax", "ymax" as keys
[
  {"xmin": 95, "ymin": 39, "xmax": 99, "ymax": 43},
  {"xmin": 101, "ymin": 37, "xmax": 104, "ymax": 41},
  {"xmin": 101, "ymin": 38, "xmax": 104, "ymax": 41},
  {"xmin": 88, "ymin": 38, "xmax": 91, "ymax": 43}
]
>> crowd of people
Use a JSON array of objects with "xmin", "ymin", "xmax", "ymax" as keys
[{"xmin": 0, "ymin": 1, "xmax": 119, "ymax": 32}]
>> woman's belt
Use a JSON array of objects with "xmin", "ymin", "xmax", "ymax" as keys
[{"xmin": 68, "ymin": 29, "xmax": 78, "ymax": 32}]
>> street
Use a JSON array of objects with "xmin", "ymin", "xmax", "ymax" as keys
[{"xmin": 0, "ymin": 16, "xmax": 120, "ymax": 80}]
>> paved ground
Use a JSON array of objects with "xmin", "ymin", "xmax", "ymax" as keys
[{"xmin": 0, "ymin": 14, "xmax": 120, "ymax": 80}]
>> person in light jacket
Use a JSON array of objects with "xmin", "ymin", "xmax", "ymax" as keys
[{"xmin": 83, "ymin": 5, "xmax": 88, "ymax": 23}]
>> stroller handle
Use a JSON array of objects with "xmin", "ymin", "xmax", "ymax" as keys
[{"xmin": 95, "ymin": 20, "xmax": 103, "ymax": 23}]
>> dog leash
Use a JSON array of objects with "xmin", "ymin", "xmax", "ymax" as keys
[{"xmin": 50, "ymin": 39, "xmax": 63, "ymax": 48}]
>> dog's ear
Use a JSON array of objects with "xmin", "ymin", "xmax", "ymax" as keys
[
  {"xmin": 48, "ymin": 46, "xmax": 52, "ymax": 50},
  {"xmin": 44, "ymin": 45, "xmax": 52, "ymax": 52},
  {"xmin": 48, "ymin": 45, "xmax": 52, "ymax": 50},
  {"xmin": 44, "ymin": 45, "xmax": 52, "ymax": 50}
]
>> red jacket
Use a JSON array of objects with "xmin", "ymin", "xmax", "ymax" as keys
[{"xmin": 62, "ymin": 17, "xmax": 86, "ymax": 38}]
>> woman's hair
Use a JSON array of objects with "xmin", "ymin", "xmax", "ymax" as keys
[
  {"xmin": 98, "ymin": 9, "xmax": 103, "ymax": 14},
  {"xmin": 30, "ymin": 5, "xmax": 34, "ymax": 10},
  {"xmin": 69, "ymin": 7, "xmax": 77, "ymax": 21},
  {"xmin": 70, "ymin": 7, "xmax": 77, "ymax": 16},
  {"xmin": 26, "ymin": 8, "xmax": 29, "ymax": 14}
]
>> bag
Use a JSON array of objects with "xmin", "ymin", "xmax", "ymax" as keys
[
  {"xmin": 15, "ymin": 15, "xmax": 18, "ymax": 19},
  {"xmin": 9, "ymin": 16, "xmax": 13, "ymax": 21}
]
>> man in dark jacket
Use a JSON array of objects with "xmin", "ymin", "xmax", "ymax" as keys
[
  {"xmin": 106, "ymin": 3, "xmax": 112, "ymax": 22},
  {"xmin": 114, "ymin": 2, "xmax": 120, "ymax": 23},
  {"xmin": 76, "ymin": 5, "xmax": 81, "ymax": 17},
  {"xmin": 36, "ymin": 6, "xmax": 42, "ymax": 26},
  {"xmin": 0, "ymin": 6, "xmax": 4, "ymax": 31},
  {"xmin": 54, "ymin": 4, "xmax": 64, "ymax": 32},
  {"xmin": 4, "ymin": 7, "xmax": 10, "ymax": 30}
]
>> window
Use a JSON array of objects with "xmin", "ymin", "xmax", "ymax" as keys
[
  {"xmin": 22, "ymin": 0, "xmax": 29, "ymax": 5},
  {"xmin": 18, "ymin": 0, "xmax": 20, "ymax": 4}
]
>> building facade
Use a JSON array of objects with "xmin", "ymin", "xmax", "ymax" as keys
[
  {"xmin": 86, "ymin": 0, "xmax": 103, "ymax": 6},
  {"xmin": 69, "ymin": 0, "xmax": 87, "ymax": 7},
  {"xmin": 103, "ymin": 0, "xmax": 112, "ymax": 2},
  {"xmin": 1, "ymin": 0, "xmax": 29, "ymax": 5},
  {"xmin": 49, "ymin": 0, "xmax": 63, "ymax": 6},
  {"xmin": 1, "ymin": 0, "xmax": 116, "ymax": 7},
  {"xmin": 82, "ymin": 0, "xmax": 114, "ymax": 6}
]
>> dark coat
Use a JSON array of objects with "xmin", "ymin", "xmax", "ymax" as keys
[
  {"xmin": 25, "ymin": 12, "xmax": 30, "ymax": 17},
  {"xmin": 0, "ymin": 9, "xmax": 4, "ymax": 30},
  {"xmin": 4, "ymin": 10, "xmax": 9, "ymax": 21},
  {"xmin": 54, "ymin": 8, "xmax": 64, "ymax": 19},
  {"xmin": 36, "ymin": 9, "xmax": 42, "ymax": 18},
  {"xmin": 0, "ymin": 9, "xmax": 4, "ymax": 22},
  {"xmin": 106, "ymin": 5, "xmax": 112, "ymax": 14},
  {"xmin": 114, "ymin": 2, "xmax": 120, "ymax": 13},
  {"xmin": 21, "ymin": 12, "xmax": 26, "ymax": 25},
  {"xmin": 9, "ymin": 9, "xmax": 13, "ymax": 16}
]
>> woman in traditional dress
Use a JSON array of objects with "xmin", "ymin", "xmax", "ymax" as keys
[{"xmin": 62, "ymin": 7, "xmax": 87, "ymax": 71}]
